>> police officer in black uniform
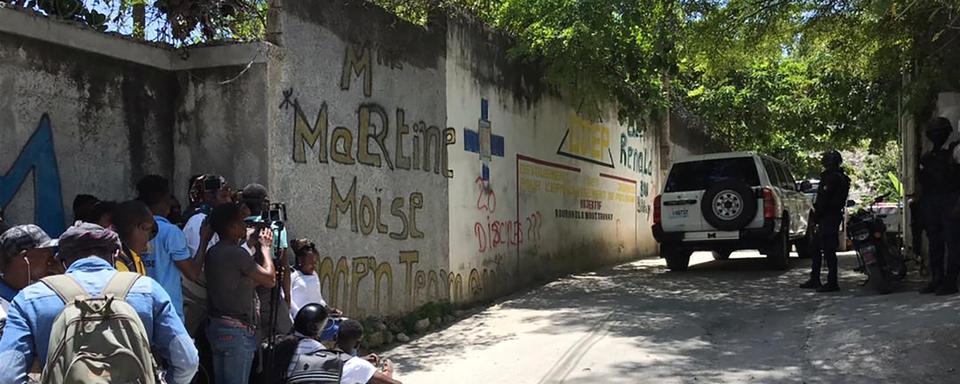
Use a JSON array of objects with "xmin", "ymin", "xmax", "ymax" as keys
[
  {"xmin": 917, "ymin": 117, "xmax": 960, "ymax": 295},
  {"xmin": 800, "ymin": 150, "xmax": 850, "ymax": 292}
]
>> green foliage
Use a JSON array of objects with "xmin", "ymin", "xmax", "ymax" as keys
[
  {"xmin": 370, "ymin": 0, "xmax": 959, "ymax": 168},
  {"xmin": 400, "ymin": 301, "xmax": 453, "ymax": 334},
  {"xmin": 154, "ymin": 0, "xmax": 267, "ymax": 42},
  {"xmin": 372, "ymin": 0, "xmax": 680, "ymax": 126},
  {"xmin": 850, "ymin": 141, "xmax": 903, "ymax": 202},
  {"xmin": 4, "ymin": 0, "xmax": 267, "ymax": 44}
]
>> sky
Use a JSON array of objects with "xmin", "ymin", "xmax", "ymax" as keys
[{"xmin": 82, "ymin": 0, "xmax": 178, "ymax": 43}]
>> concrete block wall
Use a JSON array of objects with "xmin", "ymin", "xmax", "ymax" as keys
[
  {"xmin": 0, "ymin": 14, "xmax": 177, "ymax": 235},
  {"xmin": 1, "ymin": 1, "xmax": 722, "ymax": 317}
]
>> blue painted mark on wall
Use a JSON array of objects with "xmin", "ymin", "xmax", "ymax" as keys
[
  {"xmin": 463, "ymin": 98, "xmax": 504, "ymax": 182},
  {"xmin": 0, "ymin": 114, "xmax": 66, "ymax": 235}
]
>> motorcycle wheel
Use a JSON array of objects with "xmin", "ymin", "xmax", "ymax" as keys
[{"xmin": 866, "ymin": 263, "xmax": 892, "ymax": 294}]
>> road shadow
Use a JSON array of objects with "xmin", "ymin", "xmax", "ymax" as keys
[{"xmin": 388, "ymin": 251, "xmax": 960, "ymax": 383}]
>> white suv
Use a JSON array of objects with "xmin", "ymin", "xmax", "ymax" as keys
[{"xmin": 653, "ymin": 152, "xmax": 814, "ymax": 271}]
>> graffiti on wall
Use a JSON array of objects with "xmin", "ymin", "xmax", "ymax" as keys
[
  {"xmin": 313, "ymin": 250, "xmax": 508, "ymax": 313},
  {"xmin": 463, "ymin": 99, "xmax": 505, "ymax": 182},
  {"xmin": 518, "ymin": 154, "xmax": 636, "ymax": 255},
  {"xmin": 619, "ymin": 123, "xmax": 656, "ymax": 221},
  {"xmin": 557, "ymin": 114, "xmax": 615, "ymax": 168},
  {"xmin": 474, "ymin": 211, "xmax": 542, "ymax": 253},
  {"xmin": 518, "ymin": 156, "xmax": 636, "ymax": 218},
  {"xmin": 283, "ymin": 94, "xmax": 456, "ymax": 177},
  {"xmin": 324, "ymin": 176, "xmax": 426, "ymax": 239},
  {"xmin": 283, "ymin": 43, "xmax": 463, "ymax": 313},
  {"xmin": 0, "ymin": 114, "xmax": 66, "ymax": 235}
]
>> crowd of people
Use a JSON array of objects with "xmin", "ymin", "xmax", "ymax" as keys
[{"xmin": 0, "ymin": 174, "xmax": 401, "ymax": 384}]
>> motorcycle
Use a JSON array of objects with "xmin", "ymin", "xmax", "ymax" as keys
[{"xmin": 847, "ymin": 194, "xmax": 907, "ymax": 294}]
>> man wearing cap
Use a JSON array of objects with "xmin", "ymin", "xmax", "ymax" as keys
[
  {"xmin": 0, "ymin": 222, "xmax": 199, "ymax": 384},
  {"xmin": 0, "ymin": 225, "xmax": 61, "ymax": 335}
]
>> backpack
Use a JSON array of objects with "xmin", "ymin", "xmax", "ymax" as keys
[
  {"xmin": 40, "ymin": 272, "xmax": 159, "ymax": 384},
  {"xmin": 285, "ymin": 347, "xmax": 352, "ymax": 384}
]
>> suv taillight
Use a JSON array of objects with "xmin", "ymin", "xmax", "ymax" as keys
[
  {"xmin": 654, "ymin": 195, "xmax": 662, "ymax": 225},
  {"xmin": 763, "ymin": 187, "xmax": 777, "ymax": 219}
]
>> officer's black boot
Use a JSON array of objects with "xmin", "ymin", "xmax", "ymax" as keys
[{"xmin": 799, "ymin": 279, "xmax": 821, "ymax": 289}]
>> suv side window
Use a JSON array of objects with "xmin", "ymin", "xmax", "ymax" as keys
[
  {"xmin": 774, "ymin": 163, "xmax": 792, "ymax": 190},
  {"xmin": 762, "ymin": 157, "xmax": 782, "ymax": 188},
  {"xmin": 780, "ymin": 164, "xmax": 797, "ymax": 190}
]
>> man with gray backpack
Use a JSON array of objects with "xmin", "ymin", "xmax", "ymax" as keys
[{"xmin": 0, "ymin": 221, "xmax": 199, "ymax": 384}]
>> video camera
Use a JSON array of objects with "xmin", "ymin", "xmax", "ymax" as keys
[{"xmin": 244, "ymin": 201, "xmax": 288, "ymax": 230}]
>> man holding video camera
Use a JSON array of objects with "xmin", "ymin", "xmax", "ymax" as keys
[{"xmin": 239, "ymin": 184, "xmax": 293, "ymax": 341}]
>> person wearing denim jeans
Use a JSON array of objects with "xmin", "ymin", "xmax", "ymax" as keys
[
  {"xmin": 204, "ymin": 203, "xmax": 276, "ymax": 384},
  {"xmin": 206, "ymin": 318, "xmax": 258, "ymax": 383}
]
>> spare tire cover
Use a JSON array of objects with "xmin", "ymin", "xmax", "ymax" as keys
[{"xmin": 700, "ymin": 180, "xmax": 758, "ymax": 231}]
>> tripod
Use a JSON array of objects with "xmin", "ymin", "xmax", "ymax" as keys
[{"xmin": 257, "ymin": 221, "xmax": 286, "ymax": 383}]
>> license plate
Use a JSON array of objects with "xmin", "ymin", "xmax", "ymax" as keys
[
  {"xmin": 671, "ymin": 208, "xmax": 689, "ymax": 218},
  {"xmin": 860, "ymin": 245, "xmax": 877, "ymax": 265}
]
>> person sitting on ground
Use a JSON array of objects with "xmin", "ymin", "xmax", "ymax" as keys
[
  {"xmin": 205, "ymin": 203, "xmax": 276, "ymax": 384},
  {"xmin": 0, "ymin": 222, "xmax": 198, "ymax": 384},
  {"xmin": 0, "ymin": 225, "xmax": 61, "ymax": 335},
  {"xmin": 289, "ymin": 239, "xmax": 342, "ymax": 341},
  {"xmin": 281, "ymin": 305, "xmax": 401, "ymax": 384},
  {"xmin": 112, "ymin": 200, "xmax": 156, "ymax": 276}
]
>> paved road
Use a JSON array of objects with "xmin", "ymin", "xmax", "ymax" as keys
[{"xmin": 384, "ymin": 251, "xmax": 960, "ymax": 383}]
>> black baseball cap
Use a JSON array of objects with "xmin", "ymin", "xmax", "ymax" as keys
[{"xmin": 0, "ymin": 225, "xmax": 58, "ymax": 259}]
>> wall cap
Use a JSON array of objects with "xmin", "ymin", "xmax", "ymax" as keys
[{"xmin": 0, "ymin": 6, "xmax": 269, "ymax": 71}]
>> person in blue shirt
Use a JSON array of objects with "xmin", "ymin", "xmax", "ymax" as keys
[
  {"xmin": 0, "ymin": 222, "xmax": 199, "ymax": 384},
  {"xmin": 0, "ymin": 225, "xmax": 61, "ymax": 334},
  {"xmin": 137, "ymin": 175, "xmax": 202, "ymax": 321}
]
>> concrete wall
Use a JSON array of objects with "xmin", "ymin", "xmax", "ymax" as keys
[
  {"xmin": 0, "ymin": 8, "xmax": 272, "ymax": 235},
  {"xmin": 0, "ymin": 17, "xmax": 176, "ymax": 235},
  {"xmin": 265, "ymin": 0, "xmax": 451, "ymax": 316},
  {"xmin": 1, "ymin": 1, "xmax": 724, "ymax": 317},
  {"xmin": 445, "ymin": 18, "xmax": 662, "ymax": 301}
]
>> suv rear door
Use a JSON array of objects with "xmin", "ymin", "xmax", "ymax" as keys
[
  {"xmin": 761, "ymin": 157, "xmax": 809, "ymax": 238},
  {"xmin": 661, "ymin": 157, "xmax": 761, "ymax": 233}
]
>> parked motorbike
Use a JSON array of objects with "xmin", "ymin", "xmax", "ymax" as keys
[{"xmin": 847, "ymin": 194, "xmax": 907, "ymax": 294}]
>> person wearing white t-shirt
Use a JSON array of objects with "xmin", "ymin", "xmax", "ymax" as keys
[{"xmin": 289, "ymin": 239, "xmax": 342, "ymax": 341}]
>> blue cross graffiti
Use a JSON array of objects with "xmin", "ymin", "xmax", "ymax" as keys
[{"xmin": 463, "ymin": 99, "xmax": 505, "ymax": 181}]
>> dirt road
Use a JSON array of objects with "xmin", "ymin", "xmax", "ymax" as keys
[{"xmin": 384, "ymin": 252, "xmax": 960, "ymax": 383}]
